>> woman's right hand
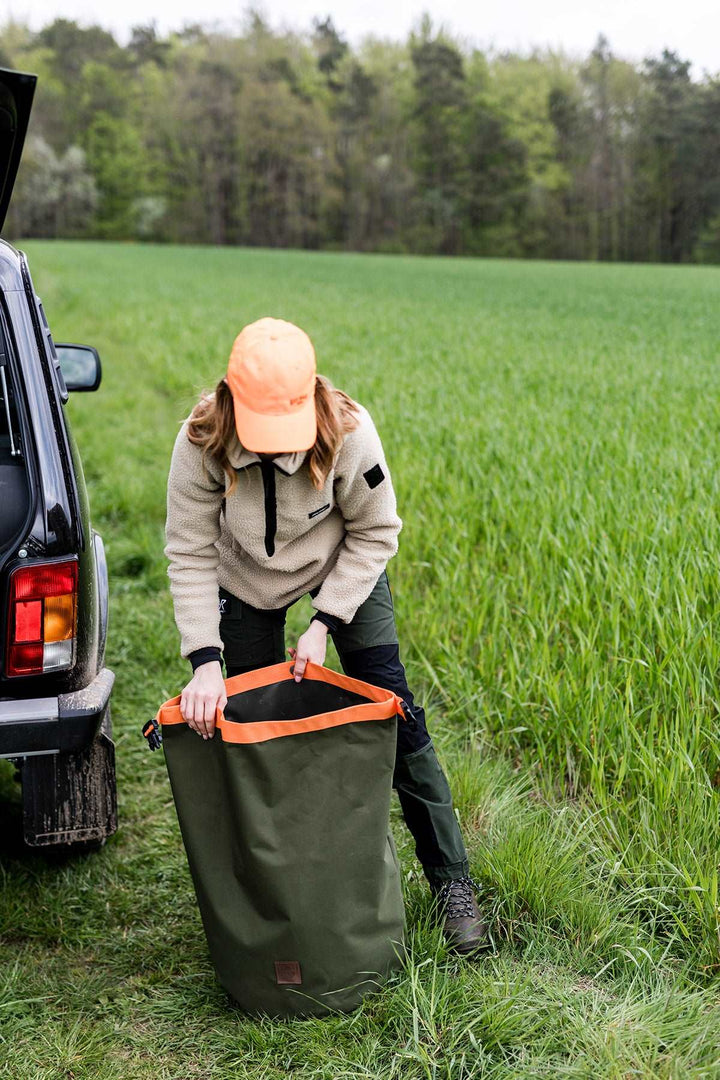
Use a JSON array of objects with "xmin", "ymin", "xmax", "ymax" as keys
[{"xmin": 180, "ymin": 661, "xmax": 227, "ymax": 739}]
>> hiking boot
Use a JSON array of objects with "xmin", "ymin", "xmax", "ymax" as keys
[{"xmin": 432, "ymin": 876, "xmax": 490, "ymax": 956}]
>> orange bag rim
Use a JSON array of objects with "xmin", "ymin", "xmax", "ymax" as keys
[{"xmin": 156, "ymin": 660, "xmax": 407, "ymax": 745}]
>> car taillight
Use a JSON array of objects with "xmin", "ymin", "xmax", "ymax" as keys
[{"xmin": 5, "ymin": 558, "xmax": 78, "ymax": 677}]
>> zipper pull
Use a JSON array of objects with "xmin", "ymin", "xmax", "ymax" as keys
[{"xmin": 399, "ymin": 699, "xmax": 418, "ymax": 730}]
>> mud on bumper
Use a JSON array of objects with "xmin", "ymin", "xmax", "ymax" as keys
[{"xmin": 0, "ymin": 667, "xmax": 115, "ymax": 758}]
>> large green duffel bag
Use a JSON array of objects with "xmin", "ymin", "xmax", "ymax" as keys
[{"xmin": 154, "ymin": 660, "xmax": 407, "ymax": 1018}]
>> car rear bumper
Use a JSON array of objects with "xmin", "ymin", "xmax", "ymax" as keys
[{"xmin": 0, "ymin": 666, "xmax": 114, "ymax": 758}]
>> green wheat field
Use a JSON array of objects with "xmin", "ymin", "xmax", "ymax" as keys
[{"xmin": 1, "ymin": 241, "xmax": 720, "ymax": 1078}]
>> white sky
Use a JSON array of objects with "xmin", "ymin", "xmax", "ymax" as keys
[{"xmin": 3, "ymin": 0, "xmax": 720, "ymax": 78}]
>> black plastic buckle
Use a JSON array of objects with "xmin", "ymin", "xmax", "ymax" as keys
[
  {"xmin": 399, "ymin": 699, "xmax": 418, "ymax": 730},
  {"xmin": 142, "ymin": 716, "xmax": 162, "ymax": 751}
]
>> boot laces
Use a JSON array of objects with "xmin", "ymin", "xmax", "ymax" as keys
[{"xmin": 436, "ymin": 875, "xmax": 480, "ymax": 919}]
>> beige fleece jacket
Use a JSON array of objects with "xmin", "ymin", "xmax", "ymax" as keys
[{"xmin": 164, "ymin": 400, "xmax": 403, "ymax": 658}]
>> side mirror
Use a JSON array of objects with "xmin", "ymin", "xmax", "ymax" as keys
[{"xmin": 55, "ymin": 344, "xmax": 102, "ymax": 392}]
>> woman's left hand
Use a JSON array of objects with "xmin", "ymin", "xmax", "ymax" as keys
[{"xmin": 289, "ymin": 621, "xmax": 328, "ymax": 681}]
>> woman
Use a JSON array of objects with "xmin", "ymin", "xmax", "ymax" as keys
[{"xmin": 164, "ymin": 316, "xmax": 488, "ymax": 955}]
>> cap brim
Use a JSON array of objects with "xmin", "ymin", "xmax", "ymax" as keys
[{"xmin": 232, "ymin": 394, "xmax": 317, "ymax": 453}]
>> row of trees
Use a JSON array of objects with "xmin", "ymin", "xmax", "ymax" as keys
[{"xmin": 3, "ymin": 14, "xmax": 720, "ymax": 262}]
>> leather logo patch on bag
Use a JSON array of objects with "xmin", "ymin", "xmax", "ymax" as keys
[{"xmin": 274, "ymin": 960, "xmax": 303, "ymax": 985}]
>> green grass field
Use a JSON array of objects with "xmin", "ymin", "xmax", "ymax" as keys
[{"xmin": 1, "ymin": 241, "xmax": 720, "ymax": 1078}]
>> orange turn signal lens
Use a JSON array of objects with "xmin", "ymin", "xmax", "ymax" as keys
[{"xmin": 43, "ymin": 593, "xmax": 76, "ymax": 643}]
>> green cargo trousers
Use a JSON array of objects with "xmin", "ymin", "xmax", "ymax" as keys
[{"xmin": 218, "ymin": 570, "xmax": 470, "ymax": 888}]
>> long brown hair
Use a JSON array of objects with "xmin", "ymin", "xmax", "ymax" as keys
[{"xmin": 186, "ymin": 375, "xmax": 360, "ymax": 494}]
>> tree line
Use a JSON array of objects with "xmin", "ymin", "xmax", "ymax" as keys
[{"xmin": 3, "ymin": 14, "xmax": 720, "ymax": 263}]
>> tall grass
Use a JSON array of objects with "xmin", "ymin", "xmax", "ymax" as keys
[{"xmin": 0, "ymin": 241, "xmax": 719, "ymax": 1076}]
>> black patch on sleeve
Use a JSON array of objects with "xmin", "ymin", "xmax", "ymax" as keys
[{"xmin": 363, "ymin": 464, "xmax": 385, "ymax": 490}]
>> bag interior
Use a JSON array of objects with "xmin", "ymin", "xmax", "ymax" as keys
[{"xmin": 224, "ymin": 678, "xmax": 377, "ymax": 725}]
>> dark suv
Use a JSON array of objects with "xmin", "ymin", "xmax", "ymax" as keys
[{"xmin": 0, "ymin": 67, "xmax": 117, "ymax": 849}]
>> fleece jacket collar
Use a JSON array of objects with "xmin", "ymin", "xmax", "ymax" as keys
[{"xmin": 226, "ymin": 434, "xmax": 307, "ymax": 476}]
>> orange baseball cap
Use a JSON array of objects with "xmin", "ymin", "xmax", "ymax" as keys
[{"xmin": 226, "ymin": 317, "xmax": 317, "ymax": 453}]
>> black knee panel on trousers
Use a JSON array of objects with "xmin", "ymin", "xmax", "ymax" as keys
[{"xmin": 334, "ymin": 643, "xmax": 433, "ymax": 759}]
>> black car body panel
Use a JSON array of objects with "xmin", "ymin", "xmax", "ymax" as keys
[
  {"xmin": 0, "ymin": 239, "xmax": 111, "ymax": 733},
  {"xmin": 0, "ymin": 69, "xmax": 36, "ymax": 232},
  {"xmin": 0, "ymin": 68, "xmax": 116, "ymax": 848}
]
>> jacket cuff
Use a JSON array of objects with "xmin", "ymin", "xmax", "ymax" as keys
[
  {"xmin": 310, "ymin": 611, "xmax": 341, "ymax": 634},
  {"xmin": 188, "ymin": 646, "xmax": 223, "ymax": 671}
]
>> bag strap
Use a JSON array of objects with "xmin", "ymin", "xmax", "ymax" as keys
[{"xmin": 153, "ymin": 660, "xmax": 409, "ymax": 746}]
